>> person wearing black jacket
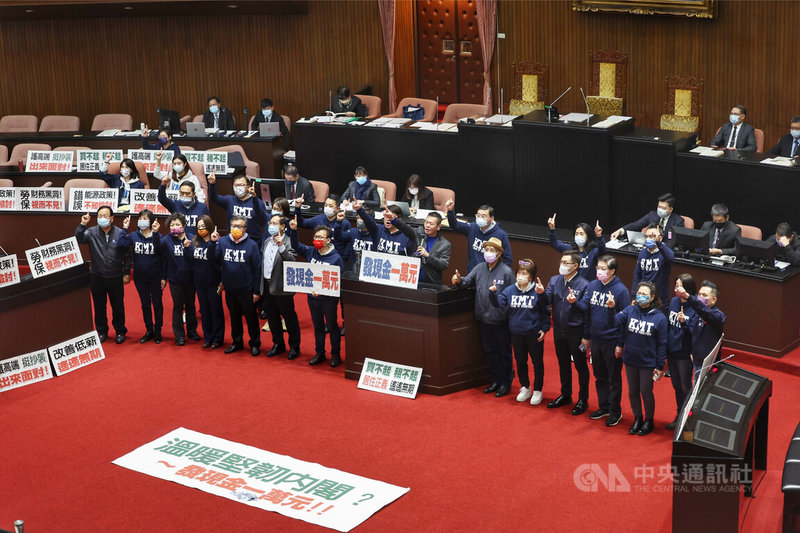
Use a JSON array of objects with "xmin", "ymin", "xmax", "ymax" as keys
[
  {"xmin": 341, "ymin": 166, "xmax": 380, "ymax": 209},
  {"xmin": 75, "ymin": 206, "xmax": 131, "ymax": 344},
  {"xmin": 767, "ymin": 222, "xmax": 800, "ymax": 266},
  {"xmin": 329, "ymin": 86, "xmax": 367, "ymax": 117},
  {"xmin": 699, "ymin": 204, "xmax": 741, "ymax": 257},
  {"xmin": 252, "ymin": 98, "xmax": 290, "ymax": 150},
  {"xmin": 401, "ymin": 173, "xmax": 435, "ymax": 212},
  {"xmin": 391, "ymin": 210, "xmax": 451, "ymax": 285},
  {"xmin": 676, "ymin": 280, "xmax": 726, "ymax": 377},
  {"xmin": 709, "ymin": 105, "xmax": 757, "ymax": 151},
  {"xmin": 203, "ymin": 96, "xmax": 236, "ymax": 130},
  {"xmin": 768, "ymin": 116, "xmax": 800, "ymax": 158},
  {"xmin": 283, "ymin": 165, "xmax": 315, "ymax": 204},
  {"xmin": 610, "ymin": 193, "xmax": 684, "ymax": 246}
]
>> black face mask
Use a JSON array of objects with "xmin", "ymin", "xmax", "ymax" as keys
[{"xmin": 713, "ymin": 221, "xmax": 726, "ymax": 230}]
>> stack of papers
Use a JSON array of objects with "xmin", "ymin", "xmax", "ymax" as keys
[
  {"xmin": 605, "ymin": 239, "xmax": 628, "ymax": 250},
  {"xmin": 559, "ymin": 112, "xmax": 593, "ymax": 123},
  {"xmin": 413, "ymin": 208, "xmax": 448, "ymax": 220},
  {"xmin": 484, "ymin": 114, "xmax": 519, "ymax": 124},
  {"xmin": 591, "ymin": 115, "xmax": 633, "ymax": 128},
  {"xmin": 410, "ymin": 122, "xmax": 457, "ymax": 132},
  {"xmin": 689, "ymin": 146, "xmax": 724, "ymax": 157},
  {"xmin": 97, "ymin": 129, "xmax": 120, "ymax": 137},
  {"xmin": 761, "ymin": 156, "xmax": 794, "ymax": 167}
]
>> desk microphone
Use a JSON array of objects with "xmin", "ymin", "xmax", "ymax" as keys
[
  {"xmin": 34, "ymin": 238, "xmax": 42, "ymax": 247},
  {"xmin": 435, "ymin": 96, "xmax": 440, "ymax": 130},
  {"xmin": 243, "ymin": 107, "xmax": 250, "ymax": 132},
  {"xmin": 329, "ymin": 90, "xmax": 333, "ymax": 114},
  {"xmin": 546, "ymin": 86, "xmax": 571, "ymax": 123},
  {"xmin": 0, "ymin": 243, "xmax": 8, "ymax": 256},
  {"xmin": 499, "ymin": 88, "xmax": 505, "ymax": 124},
  {"xmin": 579, "ymin": 87, "xmax": 591, "ymax": 125}
]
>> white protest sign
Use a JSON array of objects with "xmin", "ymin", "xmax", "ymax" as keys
[
  {"xmin": 283, "ymin": 261, "xmax": 341, "ymax": 297},
  {"xmin": 0, "ymin": 253, "xmax": 21, "ymax": 287},
  {"xmin": 25, "ymin": 236, "xmax": 84, "ymax": 279},
  {"xmin": 0, "ymin": 187, "xmax": 66, "ymax": 212},
  {"xmin": 47, "ymin": 330, "xmax": 105, "ymax": 377},
  {"xmin": 113, "ymin": 427, "xmax": 409, "ymax": 533},
  {"xmin": 184, "ymin": 150, "xmax": 228, "ymax": 175},
  {"xmin": 128, "ymin": 149, "xmax": 173, "ymax": 173},
  {"xmin": 358, "ymin": 250, "xmax": 420, "ymax": 289},
  {"xmin": 25, "ymin": 150, "xmax": 73, "ymax": 172},
  {"xmin": 68, "ymin": 187, "xmax": 119, "ymax": 213},
  {"xmin": 130, "ymin": 189, "xmax": 170, "ymax": 215},
  {"xmin": 0, "ymin": 349, "xmax": 53, "ymax": 393},
  {"xmin": 357, "ymin": 357, "xmax": 423, "ymax": 399},
  {"xmin": 77, "ymin": 149, "xmax": 124, "ymax": 172}
]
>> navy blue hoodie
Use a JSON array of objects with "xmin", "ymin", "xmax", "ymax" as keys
[
  {"xmin": 684, "ymin": 294, "xmax": 726, "ymax": 361},
  {"xmin": 542, "ymin": 273, "xmax": 589, "ymax": 330},
  {"xmin": 299, "ymin": 211, "xmax": 351, "ymax": 258},
  {"xmin": 213, "ymin": 234, "xmax": 262, "ymax": 294},
  {"xmin": 209, "ymin": 183, "xmax": 268, "ymax": 244},
  {"xmin": 117, "ymin": 229, "xmax": 163, "ymax": 282},
  {"xmin": 157, "ymin": 185, "xmax": 210, "ymax": 236},
  {"xmin": 290, "ymin": 229, "xmax": 344, "ymax": 301},
  {"xmin": 632, "ymin": 240, "xmax": 674, "ymax": 304},
  {"xmin": 184, "ymin": 239, "xmax": 221, "ymax": 288},
  {"xmin": 548, "ymin": 229, "xmax": 607, "ymax": 281},
  {"xmin": 98, "ymin": 169, "xmax": 146, "ymax": 206},
  {"xmin": 667, "ymin": 296, "xmax": 696, "ymax": 359},
  {"xmin": 334, "ymin": 218, "xmax": 375, "ymax": 265},
  {"xmin": 160, "ymin": 234, "xmax": 193, "ymax": 285},
  {"xmin": 577, "ymin": 275, "xmax": 630, "ymax": 343},
  {"xmin": 614, "ymin": 303, "xmax": 668, "ymax": 369},
  {"xmin": 446, "ymin": 211, "xmax": 513, "ymax": 273},
  {"xmin": 360, "ymin": 211, "xmax": 414, "ymax": 256},
  {"xmin": 490, "ymin": 282, "xmax": 551, "ymax": 336}
]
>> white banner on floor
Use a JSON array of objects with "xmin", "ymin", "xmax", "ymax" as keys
[{"xmin": 112, "ymin": 427, "xmax": 409, "ymax": 532}]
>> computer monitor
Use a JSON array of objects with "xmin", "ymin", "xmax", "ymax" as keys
[
  {"xmin": 157, "ymin": 108, "xmax": 181, "ymax": 133},
  {"xmin": 736, "ymin": 236, "xmax": 776, "ymax": 265},
  {"xmin": 673, "ymin": 226, "xmax": 710, "ymax": 254}
]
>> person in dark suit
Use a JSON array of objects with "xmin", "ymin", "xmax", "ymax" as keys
[
  {"xmin": 709, "ymin": 104, "xmax": 756, "ymax": 151},
  {"xmin": 341, "ymin": 166, "xmax": 380, "ymax": 209},
  {"xmin": 203, "ymin": 96, "xmax": 237, "ymax": 130},
  {"xmin": 610, "ymin": 193, "xmax": 685, "ymax": 247},
  {"xmin": 283, "ymin": 165, "xmax": 315, "ymax": 204},
  {"xmin": 766, "ymin": 222, "xmax": 800, "ymax": 266},
  {"xmin": 401, "ymin": 173, "xmax": 435, "ymax": 211},
  {"xmin": 330, "ymin": 86, "xmax": 367, "ymax": 117},
  {"xmin": 390, "ymin": 210, "xmax": 452, "ymax": 285},
  {"xmin": 251, "ymin": 98, "xmax": 290, "ymax": 150},
  {"xmin": 768, "ymin": 116, "xmax": 800, "ymax": 158},
  {"xmin": 699, "ymin": 203, "xmax": 741, "ymax": 256}
]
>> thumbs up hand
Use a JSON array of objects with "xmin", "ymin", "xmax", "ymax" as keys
[
  {"xmin": 452, "ymin": 269, "xmax": 462, "ymax": 285},
  {"xmin": 606, "ymin": 291, "xmax": 616, "ymax": 309}
]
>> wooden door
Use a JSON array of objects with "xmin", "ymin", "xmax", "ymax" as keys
[{"xmin": 416, "ymin": 0, "xmax": 484, "ymax": 105}]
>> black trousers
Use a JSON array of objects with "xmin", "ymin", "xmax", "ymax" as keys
[
  {"xmin": 261, "ymin": 290, "xmax": 301, "ymax": 349},
  {"xmin": 511, "ymin": 333, "xmax": 544, "ymax": 390},
  {"xmin": 625, "ymin": 364, "xmax": 655, "ymax": 419},
  {"xmin": 308, "ymin": 295, "xmax": 340, "ymax": 356},
  {"xmin": 168, "ymin": 282, "xmax": 198, "ymax": 340},
  {"xmin": 196, "ymin": 285, "xmax": 225, "ymax": 344},
  {"xmin": 225, "ymin": 290, "xmax": 261, "ymax": 348},
  {"xmin": 134, "ymin": 278, "xmax": 163, "ymax": 333},
  {"xmin": 668, "ymin": 355, "xmax": 693, "ymax": 413},
  {"xmin": 591, "ymin": 341, "xmax": 623, "ymax": 417},
  {"xmin": 478, "ymin": 321, "xmax": 513, "ymax": 387},
  {"xmin": 553, "ymin": 326, "xmax": 590, "ymax": 401},
  {"xmin": 90, "ymin": 274, "xmax": 126, "ymax": 336}
]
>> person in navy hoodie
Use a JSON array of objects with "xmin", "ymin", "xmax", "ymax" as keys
[
  {"xmin": 289, "ymin": 216, "xmax": 344, "ymax": 367},
  {"xmin": 118, "ymin": 209, "xmax": 165, "ymax": 344},
  {"xmin": 577, "ymin": 254, "xmax": 630, "ymax": 427},
  {"xmin": 539, "ymin": 250, "xmax": 590, "ymax": 415},
  {"xmin": 363, "ymin": 204, "xmax": 415, "ymax": 256},
  {"xmin": 141, "ymin": 127, "xmax": 181, "ymax": 155},
  {"xmin": 614, "ymin": 281, "xmax": 668, "ymax": 436},
  {"xmin": 333, "ymin": 204, "xmax": 376, "ymax": 271},
  {"xmin": 157, "ymin": 178, "xmax": 209, "ymax": 237},
  {"xmin": 632, "ymin": 224, "xmax": 674, "ymax": 308},
  {"xmin": 547, "ymin": 213, "xmax": 607, "ymax": 281},
  {"xmin": 98, "ymin": 155, "xmax": 146, "ymax": 209},
  {"xmin": 675, "ymin": 279, "xmax": 726, "ymax": 377},
  {"xmin": 160, "ymin": 212, "xmax": 200, "ymax": 345},
  {"xmin": 213, "ymin": 215, "xmax": 262, "ymax": 356},
  {"xmin": 489, "ymin": 258, "xmax": 550, "ymax": 406},
  {"xmin": 184, "ymin": 215, "xmax": 224, "ymax": 350},
  {"xmin": 208, "ymin": 172, "xmax": 268, "ymax": 246},
  {"xmin": 445, "ymin": 198, "xmax": 513, "ymax": 273},
  {"xmin": 341, "ymin": 166, "xmax": 380, "ymax": 209},
  {"xmin": 296, "ymin": 194, "xmax": 351, "ymax": 259},
  {"xmin": 665, "ymin": 273, "xmax": 697, "ymax": 430}
]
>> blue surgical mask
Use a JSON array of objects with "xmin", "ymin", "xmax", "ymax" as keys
[
  {"xmin": 268, "ymin": 224, "xmax": 280, "ymax": 236},
  {"xmin": 271, "ymin": 209, "xmax": 283, "ymax": 216},
  {"xmin": 730, "ymin": 114, "xmax": 740, "ymax": 125},
  {"xmin": 656, "ymin": 208, "xmax": 668, "ymax": 218},
  {"xmin": 179, "ymin": 197, "xmax": 194, "ymax": 206},
  {"xmin": 635, "ymin": 294, "xmax": 650, "ymax": 306},
  {"xmin": 357, "ymin": 219, "xmax": 365, "ymax": 230},
  {"xmin": 173, "ymin": 164, "xmax": 184, "ymax": 173},
  {"xmin": 137, "ymin": 219, "xmax": 150, "ymax": 230},
  {"xmin": 97, "ymin": 217, "xmax": 111, "ymax": 228},
  {"xmin": 158, "ymin": 137, "xmax": 168, "ymax": 145},
  {"xmin": 645, "ymin": 238, "xmax": 656, "ymax": 249},
  {"xmin": 262, "ymin": 109, "xmax": 272, "ymax": 119},
  {"xmin": 574, "ymin": 235, "xmax": 587, "ymax": 247},
  {"xmin": 209, "ymin": 105, "xmax": 219, "ymax": 114},
  {"xmin": 355, "ymin": 176, "xmax": 367, "ymax": 186},
  {"xmin": 791, "ymin": 129, "xmax": 800, "ymax": 139},
  {"xmin": 475, "ymin": 217, "xmax": 489, "ymax": 229}
]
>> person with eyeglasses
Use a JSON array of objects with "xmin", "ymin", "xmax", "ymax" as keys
[
  {"xmin": 709, "ymin": 104, "xmax": 756, "ymax": 151},
  {"xmin": 613, "ymin": 281, "xmax": 668, "ymax": 436},
  {"xmin": 489, "ymin": 258, "xmax": 550, "ymax": 405},
  {"xmin": 445, "ymin": 199, "xmax": 513, "ymax": 274},
  {"xmin": 547, "ymin": 213, "xmax": 606, "ymax": 281},
  {"xmin": 539, "ymin": 251, "xmax": 591, "ymax": 415},
  {"xmin": 576, "ymin": 255, "xmax": 630, "ymax": 428},
  {"xmin": 183, "ymin": 215, "xmax": 225, "ymax": 351},
  {"xmin": 208, "ymin": 172, "xmax": 269, "ymax": 245}
]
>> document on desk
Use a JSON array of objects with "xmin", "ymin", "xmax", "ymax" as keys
[
  {"xmin": 484, "ymin": 114, "xmax": 519, "ymax": 124},
  {"xmin": 776, "ymin": 260, "xmax": 791, "ymax": 269},
  {"xmin": 605, "ymin": 239, "xmax": 627, "ymax": 250},
  {"xmin": 97, "ymin": 129, "xmax": 120, "ymax": 137},
  {"xmin": 591, "ymin": 115, "xmax": 633, "ymax": 128},
  {"xmin": 761, "ymin": 156, "xmax": 794, "ymax": 167},
  {"xmin": 411, "ymin": 122, "xmax": 457, "ymax": 132},
  {"xmin": 414, "ymin": 208, "xmax": 448, "ymax": 220},
  {"xmin": 387, "ymin": 118, "xmax": 412, "ymax": 125},
  {"xmin": 559, "ymin": 112, "xmax": 593, "ymax": 123},
  {"xmin": 689, "ymin": 146, "xmax": 724, "ymax": 157}
]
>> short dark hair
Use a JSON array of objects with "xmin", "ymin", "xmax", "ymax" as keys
[
  {"xmin": 207, "ymin": 96, "xmax": 221, "ymax": 104},
  {"xmin": 677, "ymin": 273, "xmax": 697, "ymax": 296},
  {"xmin": 157, "ymin": 127, "xmax": 172, "ymax": 137},
  {"xmin": 314, "ymin": 225, "xmax": 332, "ymax": 238},
  {"xmin": 645, "ymin": 223, "xmax": 662, "ymax": 235},
  {"xmin": 562, "ymin": 250, "xmax": 581, "ymax": 266},
  {"xmin": 326, "ymin": 193, "xmax": 340, "ymax": 203},
  {"xmin": 635, "ymin": 281, "xmax": 661, "ymax": 309},
  {"xmin": 701, "ymin": 279, "xmax": 719, "ymax": 298},
  {"xmin": 284, "ymin": 164, "xmax": 298, "ymax": 177},
  {"xmin": 776, "ymin": 222, "xmax": 793, "ymax": 238},
  {"xmin": 271, "ymin": 197, "xmax": 290, "ymax": 215},
  {"xmin": 426, "ymin": 211, "xmax": 443, "ymax": 224},
  {"xmin": 354, "ymin": 166, "xmax": 367, "ymax": 176},
  {"xmin": 119, "ymin": 158, "xmax": 139, "ymax": 180},
  {"xmin": 179, "ymin": 181, "xmax": 196, "ymax": 194},
  {"xmin": 260, "ymin": 98, "xmax": 274, "ymax": 108},
  {"xmin": 516, "ymin": 258, "xmax": 537, "ymax": 279},
  {"xmin": 791, "ymin": 116, "xmax": 800, "ymax": 124},
  {"xmin": 733, "ymin": 104, "xmax": 747, "ymax": 116},
  {"xmin": 166, "ymin": 212, "xmax": 186, "ymax": 227},
  {"xmin": 336, "ymin": 86, "xmax": 351, "ymax": 99},
  {"xmin": 96, "ymin": 205, "xmax": 113, "ymax": 216},
  {"xmin": 137, "ymin": 209, "xmax": 154, "ymax": 223},
  {"xmin": 658, "ymin": 193, "xmax": 676, "ymax": 208},
  {"xmin": 387, "ymin": 204, "xmax": 402, "ymax": 218},
  {"xmin": 477, "ymin": 204, "xmax": 495, "ymax": 218},
  {"xmin": 230, "ymin": 215, "xmax": 247, "ymax": 226},
  {"xmin": 710, "ymin": 203, "xmax": 729, "ymax": 217},
  {"xmin": 269, "ymin": 213, "xmax": 286, "ymax": 225},
  {"xmin": 598, "ymin": 254, "xmax": 618, "ymax": 273},
  {"xmin": 232, "ymin": 173, "xmax": 249, "ymax": 185}
]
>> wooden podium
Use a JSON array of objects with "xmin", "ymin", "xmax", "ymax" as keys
[{"xmin": 342, "ymin": 277, "xmax": 489, "ymax": 395}]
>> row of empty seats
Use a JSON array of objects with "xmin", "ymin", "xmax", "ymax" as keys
[{"xmin": 0, "ymin": 114, "xmax": 134, "ymax": 133}]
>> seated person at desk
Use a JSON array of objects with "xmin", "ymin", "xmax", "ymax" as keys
[
  {"xmin": 330, "ymin": 85, "xmax": 367, "ymax": 117},
  {"xmin": 766, "ymin": 222, "xmax": 800, "ymax": 266},
  {"xmin": 360, "ymin": 203, "xmax": 415, "ymax": 256},
  {"xmin": 709, "ymin": 105, "xmax": 756, "ymax": 151},
  {"xmin": 445, "ymin": 199, "xmax": 513, "ymax": 273},
  {"xmin": 155, "ymin": 152, "xmax": 206, "ymax": 204},
  {"xmin": 390, "ymin": 210, "xmax": 452, "ymax": 285},
  {"xmin": 768, "ymin": 116, "xmax": 800, "ymax": 158},
  {"xmin": 252, "ymin": 98, "xmax": 290, "ymax": 150},
  {"xmin": 141, "ymin": 127, "xmax": 181, "ymax": 155},
  {"xmin": 699, "ymin": 203, "xmax": 741, "ymax": 256},
  {"xmin": 203, "ymin": 96, "xmax": 237, "ymax": 130},
  {"xmin": 98, "ymin": 155, "xmax": 145, "ymax": 208},
  {"xmin": 402, "ymin": 173, "xmax": 435, "ymax": 212},
  {"xmin": 283, "ymin": 165, "xmax": 315, "ymax": 204},
  {"xmin": 341, "ymin": 166, "xmax": 380, "ymax": 209},
  {"xmin": 157, "ymin": 179, "xmax": 209, "ymax": 236},
  {"xmin": 610, "ymin": 193, "xmax": 684, "ymax": 246}
]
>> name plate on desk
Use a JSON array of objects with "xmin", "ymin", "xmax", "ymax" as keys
[
  {"xmin": 0, "ymin": 253, "xmax": 21, "ymax": 287},
  {"xmin": 69, "ymin": 187, "xmax": 119, "ymax": 213},
  {"xmin": 25, "ymin": 236, "xmax": 83, "ymax": 279},
  {"xmin": 358, "ymin": 250, "xmax": 420, "ymax": 289},
  {"xmin": 25, "ymin": 150, "xmax": 73, "ymax": 172},
  {"xmin": 0, "ymin": 187, "xmax": 65, "ymax": 211},
  {"xmin": 77, "ymin": 150, "xmax": 124, "ymax": 172},
  {"xmin": 283, "ymin": 261, "xmax": 341, "ymax": 297},
  {"xmin": 128, "ymin": 149, "xmax": 173, "ymax": 173},
  {"xmin": 130, "ymin": 189, "xmax": 169, "ymax": 216},
  {"xmin": 357, "ymin": 357, "xmax": 423, "ymax": 399},
  {"xmin": 183, "ymin": 151, "xmax": 228, "ymax": 175}
]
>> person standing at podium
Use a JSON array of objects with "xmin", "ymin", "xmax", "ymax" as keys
[
  {"xmin": 768, "ymin": 116, "xmax": 800, "ymax": 158},
  {"xmin": 445, "ymin": 199, "xmax": 512, "ymax": 273},
  {"xmin": 452, "ymin": 237, "xmax": 515, "ymax": 398},
  {"xmin": 390, "ymin": 210, "xmax": 452, "ymax": 285},
  {"xmin": 665, "ymin": 274, "xmax": 697, "ymax": 430},
  {"xmin": 709, "ymin": 105, "xmax": 756, "ymax": 151},
  {"xmin": 675, "ymin": 280, "xmax": 726, "ymax": 377},
  {"xmin": 358, "ymin": 204, "xmax": 415, "ymax": 257}
]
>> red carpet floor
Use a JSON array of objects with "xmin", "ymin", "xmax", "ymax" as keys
[{"xmin": 1, "ymin": 283, "xmax": 797, "ymax": 532}]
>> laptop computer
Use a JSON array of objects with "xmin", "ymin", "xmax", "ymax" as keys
[
  {"xmin": 259, "ymin": 122, "xmax": 280, "ymax": 139},
  {"xmin": 186, "ymin": 122, "xmax": 205, "ymax": 137},
  {"xmin": 387, "ymin": 200, "xmax": 411, "ymax": 217},
  {"xmin": 626, "ymin": 230, "xmax": 647, "ymax": 247}
]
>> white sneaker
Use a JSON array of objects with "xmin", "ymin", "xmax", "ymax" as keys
[
  {"xmin": 516, "ymin": 387, "xmax": 532, "ymax": 402},
  {"xmin": 530, "ymin": 390, "xmax": 543, "ymax": 405}
]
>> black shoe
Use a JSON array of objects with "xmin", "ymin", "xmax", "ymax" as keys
[
  {"xmin": 483, "ymin": 382, "xmax": 498, "ymax": 394},
  {"xmin": 637, "ymin": 419, "xmax": 654, "ymax": 436},
  {"xmin": 495, "ymin": 384, "xmax": 510, "ymax": 398},
  {"xmin": 115, "ymin": 333, "xmax": 126, "ymax": 344},
  {"xmin": 629, "ymin": 417, "xmax": 643, "ymax": 435},
  {"xmin": 571, "ymin": 400, "xmax": 589, "ymax": 416},
  {"xmin": 605, "ymin": 413, "xmax": 622, "ymax": 427},
  {"xmin": 209, "ymin": 343, "xmax": 221, "ymax": 350},
  {"xmin": 323, "ymin": 325, "xmax": 329, "ymax": 334},
  {"xmin": 188, "ymin": 332, "xmax": 202, "ymax": 341},
  {"xmin": 287, "ymin": 347, "xmax": 300, "ymax": 360},
  {"xmin": 224, "ymin": 344, "xmax": 242, "ymax": 354},
  {"xmin": 98, "ymin": 333, "xmax": 108, "ymax": 343},
  {"xmin": 266, "ymin": 344, "xmax": 286, "ymax": 357},
  {"xmin": 202, "ymin": 342, "xmax": 211, "ymax": 349},
  {"xmin": 139, "ymin": 331, "xmax": 154, "ymax": 344},
  {"xmin": 259, "ymin": 310, "xmax": 268, "ymax": 320},
  {"xmin": 340, "ymin": 327, "xmax": 345, "ymax": 337},
  {"xmin": 665, "ymin": 417, "xmax": 678, "ymax": 431},
  {"xmin": 330, "ymin": 354, "xmax": 342, "ymax": 367},
  {"xmin": 547, "ymin": 394, "xmax": 571, "ymax": 408},
  {"xmin": 309, "ymin": 353, "xmax": 326, "ymax": 366},
  {"xmin": 154, "ymin": 331, "xmax": 162, "ymax": 344},
  {"xmin": 175, "ymin": 337, "xmax": 186, "ymax": 346},
  {"xmin": 250, "ymin": 346, "xmax": 261, "ymax": 357},
  {"xmin": 589, "ymin": 409, "xmax": 610, "ymax": 420}
]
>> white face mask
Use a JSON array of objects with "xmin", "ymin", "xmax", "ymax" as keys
[
  {"xmin": 408, "ymin": 187, "xmax": 419, "ymax": 196},
  {"xmin": 324, "ymin": 206, "xmax": 335, "ymax": 218},
  {"xmin": 233, "ymin": 185, "xmax": 247, "ymax": 198},
  {"xmin": 516, "ymin": 275, "xmax": 529, "ymax": 286},
  {"xmin": 559, "ymin": 264, "xmax": 574, "ymax": 276},
  {"xmin": 120, "ymin": 168, "xmax": 131, "ymax": 177}
]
